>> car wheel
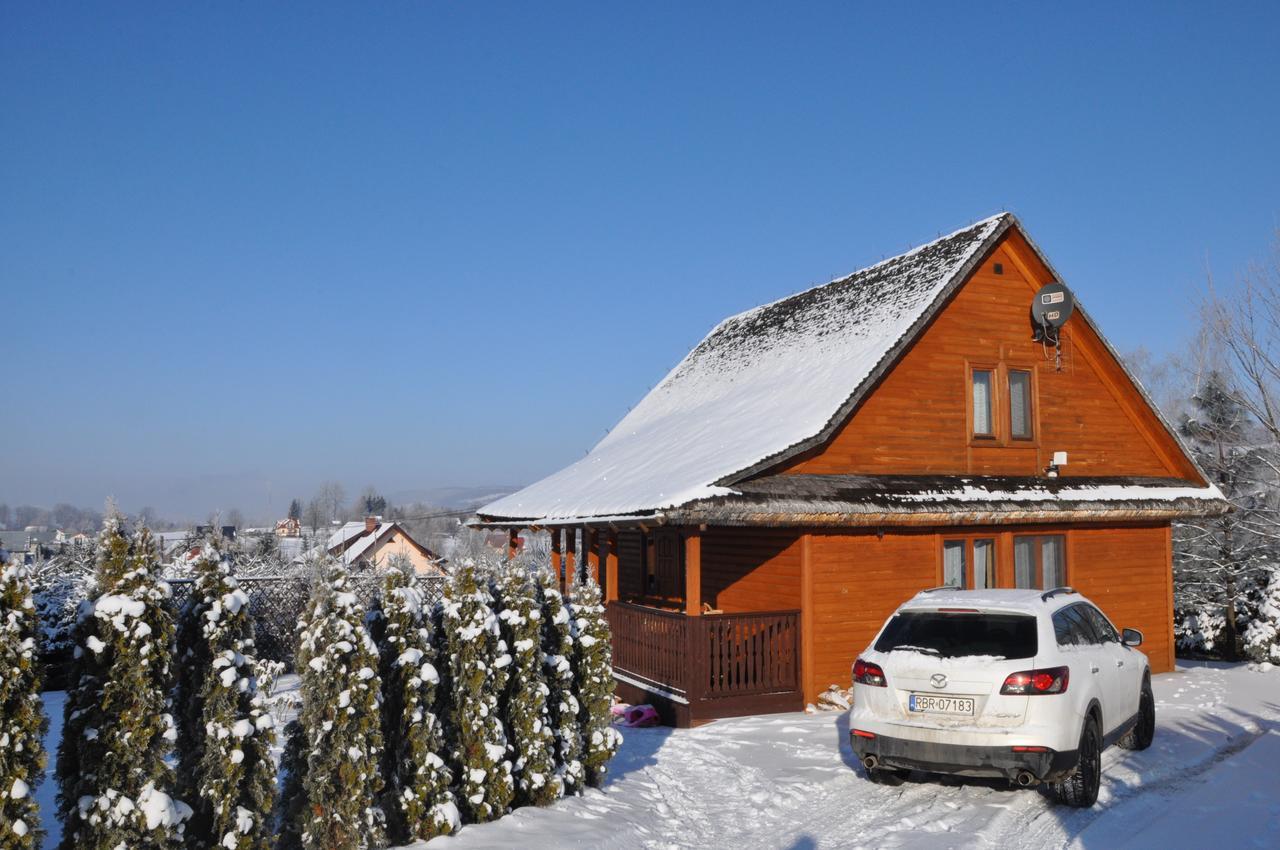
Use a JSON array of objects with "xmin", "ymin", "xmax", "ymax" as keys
[
  {"xmin": 1119, "ymin": 679, "xmax": 1155, "ymax": 751},
  {"xmin": 1052, "ymin": 718, "xmax": 1101, "ymax": 808}
]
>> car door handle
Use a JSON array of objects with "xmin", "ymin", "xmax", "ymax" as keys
[
  {"xmin": 1090, "ymin": 665, "xmax": 1099, "ymax": 674},
  {"xmin": 1116, "ymin": 660, "xmax": 1125, "ymax": 668}
]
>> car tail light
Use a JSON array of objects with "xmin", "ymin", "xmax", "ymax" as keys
[
  {"xmin": 1000, "ymin": 666, "xmax": 1069, "ymax": 695},
  {"xmin": 851, "ymin": 729, "xmax": 876, "ymax": 739},
  {"xmin": 853, "ymin": 658, "xmax": 887, "ymax": 687},
  {"xmin": 1012, "ymin": 745, "xmax": 1050, "ymax": 752}
]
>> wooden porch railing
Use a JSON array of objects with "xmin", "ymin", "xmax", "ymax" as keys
[
  {"xmin": 606, "ymin": 602, "xmax": 690, "ymax": 696},
  {"xmin": 607, "ymin": 602, "xmax": 801, "ymax": 715},
  {"xmin": 699, "ymin": 610, "xmax": 800, "ymax": 700}
]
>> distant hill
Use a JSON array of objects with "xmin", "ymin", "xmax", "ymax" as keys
[{"xmin": 385, "ymin": 485, "xmax": 521, "ymax": 510}]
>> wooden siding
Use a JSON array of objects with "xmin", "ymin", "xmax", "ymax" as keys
[
  {"xmin": 803, "ymin": 523, "xmax": 1175, "ymax": 700},
  {"xmin": 807, "ymin": 530, "xmax": 938, "ymax": 699},
  {"xmin": 702, "ymin": 527, "xmax": 802, "ymax": 612},
  {"xmin": 778, "ymin": 234, "xmax": 1201, "ymax": 482},
  {"xmin": 1069, "ymin": 524, "xmax": 1175, "ymax": 673}
]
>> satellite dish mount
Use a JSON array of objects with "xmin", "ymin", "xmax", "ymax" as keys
[{"xmin": 1031, "ymin": 282, "xmax": 1074, "ymax": 372}]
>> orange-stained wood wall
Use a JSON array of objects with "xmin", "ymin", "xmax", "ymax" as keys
[
  {"xmin": 776, "ymin": 232, "xmax": 1201, "ymax": 482},
  {"xmin": 802, "ymin": 524, "xmax": 1175, "ymax": 702}
]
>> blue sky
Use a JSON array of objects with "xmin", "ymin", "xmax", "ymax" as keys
[{"xmin": 2, "ymin": 3, "xmax": 1278, "ymax": 519}]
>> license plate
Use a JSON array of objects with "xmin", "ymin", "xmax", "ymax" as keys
[{"xmin": 908, "ymin": 694, "xmax": 975, "ymax": 715}]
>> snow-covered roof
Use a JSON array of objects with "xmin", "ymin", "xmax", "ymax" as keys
[
  {"xmin": 482, "ymin": 215, "xmax": 1012, "ymax": 522},
  {"xmin": 327, "ymin": 521, "xmax": 371, "ymax": 552}
]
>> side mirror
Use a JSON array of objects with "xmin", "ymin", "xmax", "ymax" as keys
[{"xmin": 1121, "ymin": 628, "xmax": 1143, "ymax": 648}]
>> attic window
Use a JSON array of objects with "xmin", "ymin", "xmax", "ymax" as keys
[{"xmin": 971, "ymin": 369, "xmax": 994, "ymax": 437}]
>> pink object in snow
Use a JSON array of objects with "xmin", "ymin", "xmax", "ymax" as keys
[
  {"xmin": 623, "ymin": 704, "xmax": 660, "ymax": 727},
  {"xmin": 610, "ymin": 703, "xmax": 631, "ymax": 719}
]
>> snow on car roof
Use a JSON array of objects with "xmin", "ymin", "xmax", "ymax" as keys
[{"xmin": 899, "ymin": 587, "xmax": 1076, "ymax": 614}]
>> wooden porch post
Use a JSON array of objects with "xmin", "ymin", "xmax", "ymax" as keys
[
  {"xmin": 564, "ymin": 528, "xmax": 576, "ymax": 596},
  {"xmin": 800, "ymin": 532, "xmax": 816, "ymax": 706},
  {"xmin": 507, "ymin": 528, "xmax": 520, "ymax": 561},
  {"xmin": 683, "ymin": 528, "xmax": 702, "ymax": 616},
  {"xmin": 550, "ymin": 528, "xmax": 562, "ymax": 587},
  {"xmin": 604, "ymin": 530, "xmax": 619, "ymax": 603},
  {"xmin": 585, "ymin": 527, "xmax": 601, "ymax": 585}
]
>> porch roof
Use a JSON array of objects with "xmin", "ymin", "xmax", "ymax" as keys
[{"xmin": 660, "ymin": 473, "xmax": 1228, "ymax": 527}]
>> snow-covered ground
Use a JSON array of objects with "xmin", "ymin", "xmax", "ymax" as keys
[{"xmin": 35, "ymin": 662, "xmax": 1280, "ymax": 849}]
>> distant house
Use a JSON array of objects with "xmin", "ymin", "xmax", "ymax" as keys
[
  {"xmin": 275, "ymin": 517, "xmax": 302, "ymax": 538},
  {"xmin": 327, "ymin": 517, "xmax": 444, "ymax": 575}
]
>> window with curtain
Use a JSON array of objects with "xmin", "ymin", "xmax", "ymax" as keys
[
  {"xmin": 1009, "ymin": 369, "xmax": 1033, "ymax": 439},
  {"xmin": 943, "ymin": 540, "xmax": 967, "ymax": 587},
  {"xmin": 1013, "ymin": 534, "xmax": 1067, "ymax": 589},
  {"xmin": 972, "ymin": 369, "xmax": 993, "ymax": 437},
  {"xmin": 973, "ymin": 539, "xmax": 995, "ymax": 589}
]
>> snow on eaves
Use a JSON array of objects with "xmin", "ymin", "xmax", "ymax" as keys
[{"xmin": 481, "ymin": 215, "xmax": 1008, "ymax": 521}]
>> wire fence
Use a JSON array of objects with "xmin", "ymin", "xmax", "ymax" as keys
[{"xmin": 168, "ymin": 574, "xmax": 448, "ymax": 666}]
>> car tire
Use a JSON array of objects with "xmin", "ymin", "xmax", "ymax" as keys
[
  {"xmin": 1052, "ymin": 718, "xmax": 1101, "ymax": 808},
  {"xmin": 1119, "ymin": 678, "xmax": 1155, "ymax": 751}
]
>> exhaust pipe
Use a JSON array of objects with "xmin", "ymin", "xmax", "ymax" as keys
[
  {"xmin": 1015, "ymin": 771, "xmax": 1038, "ymax": 787},
  {"xmin": 862, "ymin": 755, "xmax": 880, "ymax": 771}
]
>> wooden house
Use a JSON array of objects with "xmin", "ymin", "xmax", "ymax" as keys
[{"xmin": 476, "ymin": 213, "xmax": 1227, "ymax": 726}]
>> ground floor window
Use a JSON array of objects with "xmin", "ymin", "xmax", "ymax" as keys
[
  {"xmin": 1013, "ymin": 535, "xmax": 1066, "ymax": 589},
  {"xmin": 940, "ymin": 533, "xmax": 1065, "ymax": 590},
  {"xmin": 942, "ymin": 537, "xmax": 996, "ymax": 589}
]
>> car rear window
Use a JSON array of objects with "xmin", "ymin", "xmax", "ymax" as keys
[{"xmin": 873, "ymin": 611, "xmax": 1038, "ymax": 660}]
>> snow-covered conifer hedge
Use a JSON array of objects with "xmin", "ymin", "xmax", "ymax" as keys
[
  {"xmin": 572, "ymin": 575, "xmax": 622, "ymax": 788},
  {"xmin": 174, "ymin": 535, "xmax": 276, "ymax": 850},
  {"xmin": 496, "ymin": 563, "xmax": 559, "ymax": 807},
  {"xmin": 1, "ymin": 559, "xmax": 47, "ymax": 849},
  {"xmin": 373, "ymin": 568, "xmax": 457, "ymax": 843},
  {"xmin": 443, "ymin": 561, "xmax": 514, "ymax": 823},
  {"xmin": 281, "ymin": 562, "xmax": 386, "ymax": 850},
  {"xmin": 55, "ymin": 515, "xmax": 190, "ymax": 849},
  {"xmin": 537, "ymin": 568, "xmax": 584, "ymax": 795}
]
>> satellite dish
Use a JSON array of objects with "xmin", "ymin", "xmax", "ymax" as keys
[{"xmin": 1031, "ymin": 282, "xmax": 1074, "ymax": 330}]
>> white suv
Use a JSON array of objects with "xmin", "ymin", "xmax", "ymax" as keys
[{"xmin": 848, "ymin": 587, "xmax": 1155, "ymax": 807}]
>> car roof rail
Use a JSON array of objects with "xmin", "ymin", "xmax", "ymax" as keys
[
  {"xmin": 1040, "ymin": 586, "xmax": 1078, "ymax": 603},
  {"xmin": 918, "ymin": 585, "xmax": 957, "ymax": 594}
]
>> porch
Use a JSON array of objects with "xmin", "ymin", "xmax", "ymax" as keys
[{"xmin": 606, "ymin": 601, "xmax": 803, "ymax": 727}]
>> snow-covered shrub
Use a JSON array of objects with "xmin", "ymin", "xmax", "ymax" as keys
[
  {"xmin": 29, "ymin": 548, "xmax": 95, "ymax": 662},
  {"xmin": 1175, "ymin": 604, "xmax": 1227, "ymax": 655},
  {"xmin": 537, "ymin": 568, "xmax": 584, "ymax": 795},
  {"xmin": 572, "ymin": 576, "xmax": 622, "ymax": 788},
  {"xmin": 0, "ymin": 560, "xmax": 47, "ymax": 848},
  {"xmin": 174, "ymin": 535, "xmax": 276, "ymax": 850},
  {"xmin": 55, "ymin": 516, "xmax": 190, "ymax": 849},
  {"xmin": 442, "ymin": 560, "xmax": 514, "ymax": 823},
  {"xmin": 1244, "ymin": 567, "xmax": 1280, "ymax": 663},
  {"xmin": 283, "ymin": 562, "xmax": 386, "ymax": 850},
  {"xmin": 495, "ymin": 563, "xmax": 559, "ymax": 807},
  {"xmin": 373, "ymin": 568, "xmax": 456, "ymax": 843}
]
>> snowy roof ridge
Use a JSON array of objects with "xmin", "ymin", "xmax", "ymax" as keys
[{"xmin": 480, "ymin": 214, "xmax": 1014, "ymax": 522}]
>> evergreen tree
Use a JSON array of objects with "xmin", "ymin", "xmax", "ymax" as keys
[
  {"xmin": 275, "ymin": 720, "xmax": 308, "ymax": 850},
  {"xmin": 571, "ymin": 576, "xmax": 622, "ymax": 788},
  {"xmin": 288, "ymin": 499, "xmax": 302, "ymax": 522},
  {"xmin": 175, "ymin": 536, "xmax": 276, "ymax": 850},
  {"xmin": 1175, "ymin": 371, "xmax": 1277, "ymax": 658},
  {"xmin": 442, "ymin": 561, "xmax": 513, "ymax": 823},
  {"xmin": 55, "ymin": 514, "xmax": 190, "ymax": 850},
  {"xmin": 1244, "ymin": 567, "xmax": 1280, "ymax": 663},
  {"xmin": 288, "ymin": 563, "xmax": 385, "ymax": 850},
  {"xmin": 536, "ymin": 568, "xmax": 584, "ymax": 795},
  {"xmin": 0, "ymin": 560, "xmax": 47, "ymax": 848},
  {"xmin": 373, "ymin": 569, "xmax": 456, "ymax": 843},
  {"xmin": 496, "ymin": 564, "xmax": 559, "ymax": 807}
]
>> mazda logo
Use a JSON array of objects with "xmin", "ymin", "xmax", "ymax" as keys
[{"xmin": 930, "ymin": 673, "xmax": 948, "ymax": 689}]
